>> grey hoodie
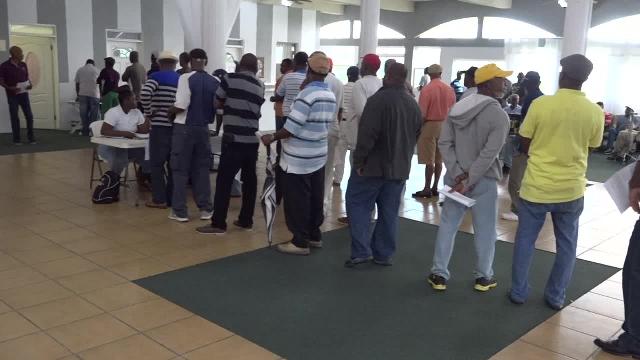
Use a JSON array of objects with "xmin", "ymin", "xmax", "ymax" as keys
[{"xmin": 438, "ymin": 93, "xmax": 510, "ymax": 188}]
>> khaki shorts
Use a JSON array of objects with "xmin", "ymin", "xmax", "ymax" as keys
[{"xmin": 417, "ymin": 121, "xmax": 443, "ymax": 165}]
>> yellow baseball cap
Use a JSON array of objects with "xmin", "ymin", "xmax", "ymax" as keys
[{"xmin": 475, "ymin": 64, "xmax": 513, "ymax": 85}]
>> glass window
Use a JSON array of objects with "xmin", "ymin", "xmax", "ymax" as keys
[
  {"xmin": 482, "ymin": 17, "xmax": 557, "ymax": 39},
  {"xmin": 320, "ymin": 46, "xmax": 359, "ymax": 83},
  {"xmin": 589, "ymin": 15, "xmax": 640, "ymax": 44},
  {"xmin": 418, "ymin": 17, "xmax": 478, "ymax": 39},
  {"xmin": 412, "ymin": 47, "xmax": 442, "ymax": 86},
  {"xmin": 319, "ymin": 20, "xmax": 351, "ymax": 40},
  {"xmin": 353, "ymin": 21, "xmax": 405, "ymax": 39}
]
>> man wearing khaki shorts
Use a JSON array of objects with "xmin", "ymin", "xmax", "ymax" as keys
[{"xmin": 413, "ymin": 64, "xmax": 456, "ymax": 198}]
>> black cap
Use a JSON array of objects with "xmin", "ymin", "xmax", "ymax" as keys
[
  {"xmin": 524, "ymin": 71, "xmax": 540, "ymax": 82},
  {"xmin": 560, "ymin": 54, "xmax": 593, "ymax": 82}
]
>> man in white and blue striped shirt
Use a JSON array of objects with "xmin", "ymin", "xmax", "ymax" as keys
[{"xmin": 261, "ymin": 52, "xmax": 336, "ymax": 256}]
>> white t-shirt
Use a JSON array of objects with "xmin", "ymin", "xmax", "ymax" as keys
[
  {"xmin": 346, "ymin": 75, "xmax": 382, "ymax": 148},
  {"xmin": 103, "ymin": 105, "xmax": 145, "ymax": 133},
  {"xmin": 74, "ymin": 64, "xmax": 100, "ymax": 98},
  {"xmin": 325, "ymin": 72, "xmax": 344, "ymax": 135}
]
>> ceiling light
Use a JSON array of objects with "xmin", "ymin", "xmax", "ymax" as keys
[{"xmin": 558, "ymin": 0, "xmax": 567, "ymax": 7}]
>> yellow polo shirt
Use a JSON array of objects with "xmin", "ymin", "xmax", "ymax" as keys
[{"xmin": 519, "ymin": 89, "xmax": 604, "ymax": 203}]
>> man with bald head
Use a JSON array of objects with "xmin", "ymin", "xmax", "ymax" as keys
[
  {"xmin": 344, "ymin": 62, "xmax": 422, "ymax": 267},
  {"xmin": 197, "ymin": 53, "xmax": 265, "ymax": 235},
  {"xmin": 0, "ymin": 46, "xmax": 35, "ymax": 144}
]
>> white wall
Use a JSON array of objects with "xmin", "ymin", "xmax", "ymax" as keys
[
  {"xmin": 439, "ymin": 47, "xmax": 505, "ymax": 82},
  {"xmin": 269, "ymin": 5, "xmax": 288, "ymax": 83},
  {"xmin": 163, "ymin": 0, "xmax": 184, "ymax": 56},
  {"xmin": 7, "ymin": 0, "xmax": 37, "ymax": 25},
  {"xmin": 117, "ymin": 0, "xmax": 142, "ymax": 32},
  {"xmin": 239, "ymin": 0, "xmax": 257, "ymax": 54}
]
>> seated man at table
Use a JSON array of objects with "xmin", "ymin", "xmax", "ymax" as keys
[{"xmin": 98, "ymin": 86, "xmax": 150, "ymax": 176}]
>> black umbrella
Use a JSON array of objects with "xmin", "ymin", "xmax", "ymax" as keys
[{"xmin": 260, "ymin": 145, "xmax": 277, "ymax": 246}]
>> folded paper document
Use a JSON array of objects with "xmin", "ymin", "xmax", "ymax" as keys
[{"xmin": 442, "ymin": 185, "xmax": 476, "ymax": 207}]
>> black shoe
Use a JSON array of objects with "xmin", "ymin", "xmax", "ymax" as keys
[
  {"xmin": 233, "ymin": 220, "xmax": 253, "ymax": 231},
  {"xmin": 594, "ymin": 338, "xmax": 640, "ymax": 358},
  {"xmin": 344, "ymin": 257, "xmax": 372, "ymax": 268},
  {"xmin": 474, "ymin": 277, "xmax": 498, "ymax": 292},
  {"xmin": 427, "ymin": 274, "xmax": 447, "ymax": 291}
]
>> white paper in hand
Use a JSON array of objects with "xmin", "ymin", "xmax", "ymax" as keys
[
  {"xmin": 604, "ymin": 163, "xmax": 636, "ymax": 213},
  {"xmin": 441, "ymin": 185, "xmax": 476, "ymax": 207}
]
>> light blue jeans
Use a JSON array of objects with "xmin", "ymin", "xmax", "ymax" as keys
[
  {"xmin": 509, "ymin": 197, "xmax": 584, "ymax": 307},
  {"xmin": 431, "ymin": 177, "xmax": 498, "ymax": 280}
]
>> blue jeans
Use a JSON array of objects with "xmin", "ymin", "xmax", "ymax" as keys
[
  {"xmin": 620, "ymin": 219, "xmax": 640, "ymax": 350},
  {"xmin": 510, "ymin": 197, "xmax": 584, "ymax": 307},
  {"xmin": 346, "ymin": 171, "xmax": 405, "ymax": 261},
  {"xmin": 79, "ymin": 96, "xmax": 99, "ymax": 136},
  {"xmin": 97, "ymin": 145, "xmax": 146, "ymax": 176},
  {"xmin": 607, "ymin": 127, "xmax": 619, "ymax": 150},
  {"xmin": 500, "ymin": 135, "xmax": 516, "ymax": 168},
  {"xmin": 431, "ymin": 177, "xmax": 498, "ymax": 280}
]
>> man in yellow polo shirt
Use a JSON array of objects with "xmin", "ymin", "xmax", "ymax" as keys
[{"xmin": 509, "ymin": 54, "xmax": 604, "ymax": 310}]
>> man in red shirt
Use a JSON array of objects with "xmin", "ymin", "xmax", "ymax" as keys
[
  {"xmin": 413, "ymin": 64, "xmax": 456, "ymax": 198},
  {"xmin": 0, "ymin": 46, "xmax": 35, "ymax": 145}
]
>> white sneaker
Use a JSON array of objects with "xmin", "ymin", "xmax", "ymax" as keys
[
  {"xmin": 501, "ymin": 212, "xmax": 519, "ymax": 221},
  {"xmin": 200, "ymin": 210, "xmax": 213, "ymax": 220},
  {"xmin": 168, "ymin": 210, "xmax": 189, "ymax": 222}
]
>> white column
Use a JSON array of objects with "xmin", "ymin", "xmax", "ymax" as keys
[
  {"xmin": 561, "ymin": 0, "xmax": 593, "ymax": 57},
  {"xmin": 359, "ymin": 0, "xmax": 380, "ymax": 58},
  {"xmin": 202, "ymin": 0, "xmax": 227, "ymax": 71}
]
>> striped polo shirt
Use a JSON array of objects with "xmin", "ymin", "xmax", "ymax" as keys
[
  {"xmin": 342, "ymin": 82, "xmax": 355, "ymax": 121},
  {"xmin": 281, "ymin": 81, "xmax": 336, "ymax": 175},
  {"xmin": 216, "ymin": 71, "xmax": 265, "ymax": 144},
  {"xmin": 275, "ymin": 69, "xmax": 307, "ymax": 117},
  {"xmin": 140, "ymin": 70, "xmax": 179, "ymax": 127}
]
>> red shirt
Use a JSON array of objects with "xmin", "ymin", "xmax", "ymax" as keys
[
  {"xmin": 0, "ymin": 59, "xmax": 29, "ymax": 97},
  {"xmin": 418, "ymin": 78, "xmax": 456, "ymax": 122}
]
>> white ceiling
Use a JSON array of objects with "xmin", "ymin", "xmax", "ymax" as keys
[{"xmin": 269, "ymin": 0, "xmax": 513, "ymax": 14}]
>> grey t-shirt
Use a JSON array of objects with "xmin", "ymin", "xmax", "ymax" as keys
[
  {"xmin": 74, "ymin": 64, "xmax": 100, "ymax": 98},
  {"xmin": 122, "ymin": 63, "xmax": 147, "ymax": 100}
]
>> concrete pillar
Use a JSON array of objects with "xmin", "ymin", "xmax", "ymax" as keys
[
  {"xmin": 202, "ymin": 0, "xmax": 227, "ymax": 71},
  {"xmin": 359, "ymin": 0, "xmax": 380, "ymax": 58},
  {"xmin": 561, "ymin": 0, "xmax": 593, "ymax": 57}
]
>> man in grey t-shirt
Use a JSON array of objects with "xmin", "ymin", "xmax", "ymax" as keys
[
  {"xmin": 74, "ymin": 59, "xmax": 100, "ymax": 136},
  {"xmin": 122, "ymin": 51, "xmax": 147, "ymax": 106}
]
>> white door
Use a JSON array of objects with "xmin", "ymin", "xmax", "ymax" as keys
[
  {"xmin": 9, "ymin": 34, "xmax": 57, "ymax": 129},
  {"xmin": 106, "ymin": 41, "xmax": 139, "ymax": 85}
]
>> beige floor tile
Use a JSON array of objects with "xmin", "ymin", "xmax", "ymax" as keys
[
  {"xmin": 81, "ymin": 282, "xmax": 159, "ymax": 311},
  {"xmin": 145, "ymin": 315, "xmax": 233, "ymax": 354},
  {"xmin": 0, "ymin": 332, "xmax": 70, "ymax": 360},
  {"xmin": 40, "ymin": 227, "xmax": 99, "ymax": 245},
  {"xmin": 19, "ymin": 296, "xmax": 103, "ymax": 329},
  {"xmin": 0, "ymin": 280, "xmax": 73, "ymax": 309},
  {"xmin": 61, "ymin": 236, "xmax": 120, "ymax": 255},
  {"xmin": 0, "ymin": 253, "xmax": 22, "ymax": 272},
  {"xmin": 0, "ymin": 300, "xmax": 10, "ymax": 314},
  {"xmin": 578, "ymin": 249, "xmax": 626, "ymax": 268},
  {"xmin": 608, "ymin": 270, "xmax": 623, "ymax": 283},
  {"xmin": 56, "ymin": 269, "xmax": 127, "ymax": 294},
  {"xmin": 112, "ymin": 298, "xmax": 192, "ymax": 331},
  {"xmin": 32, "ymin": 256, "xmax": 98, "ymax": 279},
  {"xmin": 0, "ymin": 266, "xmax": 47, "ymax": 291},
  {"xmin": 589, "ymin": 348, "xmax": 632, "ymax": 359},
  {"xmin": 108, "ymin": 257, "xmax": 173, "ymax": 280},
  {"xmin": 8, "ymin": 245, "xmax": 75, "ymax": 265},
  {"xmin": 79, "ymin": 334, "xmax": 176, "ymax": 360},
  {"xmin": 57, "ymin": 356, "xmax": 81, "ymax": 360},
  {"xmin": 46, "ymin": 313, "xmax": 136, "ymax": 353},
  {"xmin": 571, "ymin": 293, "xmax": 625, "ymax": 321},
  {"xmin": 590, "ymin": 280, "xmax": 624, "ymax": 301},
  {"xmin": 491, "ymin": 340, "xmax": 574, "ymax": 360},
  {"xmin": 0, "ymin": 234, "xmax": 55, "ymax": 252},
  {"xmin": 25, "ymin": 220, "xmax": 78, "ymax": 235},
  {"xmin": 83, "ymin": 247, "xmax": 146, "ymax": 267},
  {"xmin": 547, "ymin": 306, "xmax": 623, "ymax": 339},
  {"xmin": 0, "ymin": 311, "xmax": 40, "ymax": 342},
  {"xmin": 184, "ymin": 335, "xmax": 280, "ymax": 360},
  {"xmin": 522, "ymin": 322, "xmax": 597, "ymax": 360}
]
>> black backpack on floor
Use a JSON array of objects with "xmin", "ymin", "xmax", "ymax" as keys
[{"xmin": 92, "ymin": 171, "xmax": 120, "ymax": 204}]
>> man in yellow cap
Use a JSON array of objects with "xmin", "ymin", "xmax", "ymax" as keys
[
  {"xmin": 510, "ymin": 54, "xmax": 604, "ymax": 310},
  {"xmin": 427, "ymin": 63, "xmax": 511, "ymax": 292},
  {"xmin": 260, "ymin": 52, "xmax": 336, "ymax": 256}
]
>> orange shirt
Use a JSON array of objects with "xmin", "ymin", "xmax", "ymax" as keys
[{"xmin": 418, "ymin": 78, "xmax": 456, "ymax": 122}]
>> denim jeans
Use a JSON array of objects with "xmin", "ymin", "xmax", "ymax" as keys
[
  {"xmin": 500, "ymin": 134, "xmax": 515, "ymax": 169},
  {"xmin": 607, "ymin": 127, "xmax": 619, "ymax": 150},
  {"xmin": 620, "ymin": 219, "xmax": 640, "ymax": 350},
  {"xmin": 431, "ymin": 177, "xmax": 498, "ymax": 280},
  {"xmin": 345, "ymin": 171, "xmax": 405, "ymax": 261},
  {"xmin": 149, "ymin": 126, "xmax": 173, "ymax": 205},
  {"xmin": 7, "ymin": 93, "xmax": 34, "ymax": 143},
  {"xmin": 324, "ymin": 131, "xmax": 340, "ymax": 208},
  {"xmin": 97, "ymin": 145, "xmax": 145, "ymax": 176},
  {"xmin": 510, "ymin": 197, "xmax": 584, "ymax": 307},
  {"xmin": 79, "ymin": 96, "xmax": 99, "ymax": 136}
]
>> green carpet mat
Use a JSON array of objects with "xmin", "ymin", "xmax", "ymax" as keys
[
  {"xmin": 136, "ymin": 218, "xmax": 618, "ymax": 360},
  {"xmin": 0, "ymin": 129, "xmax": 92, "ymax": 156},
  {"xmin": 587, "ymin": 152, "xmax": 626, "ymax": 183}
]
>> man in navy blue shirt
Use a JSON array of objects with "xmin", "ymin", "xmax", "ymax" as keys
[{"xmin": 168, "ymin": 48, "xmax": 218, "ymax": 222}]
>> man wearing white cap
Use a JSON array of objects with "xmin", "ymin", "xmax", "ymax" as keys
[{"xmin": 141, "ymin": 51, "xmax": 180, "ymax": 209}]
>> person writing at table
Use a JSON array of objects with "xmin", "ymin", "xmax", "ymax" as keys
[{"xmin": 98, "ymin": 86, "xmax": 150, "ymax": 178}]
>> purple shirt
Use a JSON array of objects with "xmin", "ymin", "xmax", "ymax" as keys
[
  {"xmin": 97, "ymin": 68, "xmax": 120, "ymax": 96},
  {"xmin": 0, "ymin": 59, "xmax": 29, "ymax": 97}
]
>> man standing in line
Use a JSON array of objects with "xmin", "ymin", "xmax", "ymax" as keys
[
  {"xmin": 333, "ymin": 66, "xmax": 360, "ymax": 187},
  {"xmin": 509, "ymin": 55, "xmax": 604, "ymax": 310},
  {"xmin": 270, "ymin": 58, "xmax": 293, "ymax": 163},
  {"xmin": 176, "ymin": 52, "xmax": 191, "ymax": 75},
  {"xmin": 122, "ymin": 51, "xmax": 147, "ymax": 108},
  {"xmin": 0, "ymin": 46, "xmax": 35, "ymax": 144},
  {"xmin": 74, "ymin": 59, "xmax": 100, "ymax": 136},
  {"xmin": 197, "ymin": 54, "xmax": 265, "ymax": 235},
  {"xmin": 167, "ymin": 48, "xmax": 217, "ymax": 222},
  {"xmin": 148, "ymin": 52, "xmax": 160, "ymax": 76},
  {"xmin": 502, "ymin": 71, "xmax": 544, "ymax": 222},
  {"xmin": 322, "ymin": 56, "xmax": 344, "ymax": 212},
  {"xmin": 273, "ymin": 52, "xmax": 308, "ymax": 202},
  {"xmin": 459, "ymin": 66, "xmax": 478, "ymax": 100},
  {"xmin": 260, "ymin": 53, "xmax": 336, "ymax": 255},
  {"xmin": 500, "ymin": 93, "xmax": 522, "ymax": 175},
  {"xmin": 427, "ymin": 64, "xmax": 511, "ymax": 292},
  {"xmin": 594, "ymin": 161, "xmax": 640, "ymax": 358},
  {"xmin": 97, "ymin": 57, "xmax": 120, "ymax": 117},
  {"xmin": 344, "ymin": 63, "xmax": 422, "ymax": 267},
  {"xmin": 338, "ymin": 54, "xmax": 383, "ymax": 224},
  {"xmin": 141, "ymin": 51, "xmax": 180, "ymax": 209},
  {"xmin": 413, "ymin": 64, "xmax": 456, "ymax": 199}
]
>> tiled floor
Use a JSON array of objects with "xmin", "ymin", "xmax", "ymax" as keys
[{"xmin": 0, "ymin": 148, "xmax": 633, "ymax": 359}]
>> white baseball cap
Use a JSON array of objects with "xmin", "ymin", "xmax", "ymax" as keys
[{"xmin": 158, "ymin": 51, "xmax": 178, "ymax": 62}]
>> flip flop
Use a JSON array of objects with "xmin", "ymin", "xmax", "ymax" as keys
[{"xmin": 412, "ymin": 190, "xmax": 432, "ymax": 198}]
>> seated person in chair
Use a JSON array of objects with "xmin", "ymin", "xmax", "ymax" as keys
[
  {"xmin": 605, "ymin": 106, "xmax": 639, "ymax": 154},
  {"xmin": 98, "ymin": 86, "xmax": 150, "ymax": 176}
]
